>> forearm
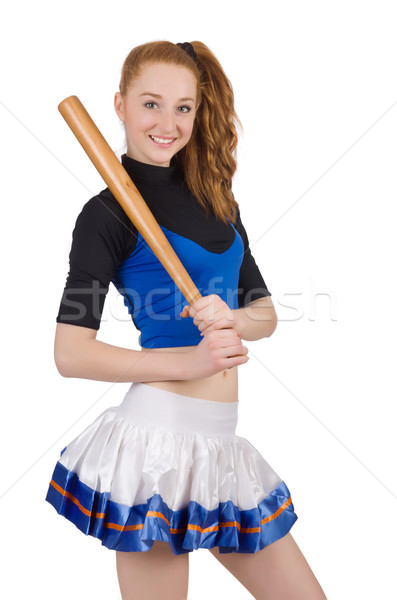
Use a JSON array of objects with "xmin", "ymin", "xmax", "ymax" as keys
[
  {"xmin": 55, "ymin": 338, "xmax": 189, "ymax": 383},
  {"xmin": 232, "ymin": 298, "xmax": 277, "ymax": 341}
]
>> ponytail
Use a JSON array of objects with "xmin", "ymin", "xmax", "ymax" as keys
[{"xmin": 175, "ymin": 41, "xmax": 242, "ymax": 224}]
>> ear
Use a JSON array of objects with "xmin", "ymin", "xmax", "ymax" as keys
[{"xmin": 114, "ymin": 92, "xmax": 125, "ymax": 122}]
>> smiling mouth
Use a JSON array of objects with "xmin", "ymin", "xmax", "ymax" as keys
[{"xmin": 149, "ymin": 135, "xmax": 176, "ymax": 145}]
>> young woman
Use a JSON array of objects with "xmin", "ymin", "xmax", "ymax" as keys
[{"xmin": 46, "ymin": 41, "xmax": 327, "ymax": 600}]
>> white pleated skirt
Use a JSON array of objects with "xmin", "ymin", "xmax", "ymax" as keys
[{"xmin": 45, "ymin": 382, "xmax": 297, "ymax": 555}]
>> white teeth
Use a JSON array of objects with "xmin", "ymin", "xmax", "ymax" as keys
[{"xmin": 150, "ymin": 135, "xmax": 175, "ymax": 144}]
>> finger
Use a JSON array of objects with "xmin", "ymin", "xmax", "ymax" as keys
[
  {"xmin": 224, "ymin": 354, "xmax": 250, "ymax": 369},
  {"xmin": 193, "ymin": 306, "xmax": 216, "ymax": 323},
  {"xmin": 188, "ymin": 298, "xmax": 207, "ymax": 318},
  {"xmin": 215, "ymin": 344, "xmax": 249, "ymax": 359},
  {"xmin": 200, "ymin": 319, "xmax": 234, "ymax": 335},
  {"xmin": 191, "ymin": 295, "xmax": 225, "ymax": 320},
  {"xmin": 190, "ymin": 294, "xmax": 220, "ymax": 310},
  {"xmin": 194, "ymin": 306, "xmax": 229, "ymax": 328},
  {"xmin": 209, "ymin": 335, "xmax": 246, "ymax": 352},
  {"xmin": 201, "ymin": 328, "xmax": 238, "ymax": 341}
]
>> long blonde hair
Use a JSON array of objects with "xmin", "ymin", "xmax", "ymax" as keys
[{"xmin": 119, "ymin": 41, "xmax": 242, "ymax": 224}]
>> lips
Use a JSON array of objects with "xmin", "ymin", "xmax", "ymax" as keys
[{"xmin": 149, "ymin": 135, "xmax": 176, "ymax": 145}]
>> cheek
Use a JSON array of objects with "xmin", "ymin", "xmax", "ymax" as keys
[
  {"xmin": 126, "ymin": 110, "xmax": 156, "ymax": 135},
  {"xmin": 182, "ymin": 115, "xmax": 196, "ymax": 138}
]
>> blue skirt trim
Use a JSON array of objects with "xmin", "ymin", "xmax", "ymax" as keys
[{"xmin": 46, "ymin": 461, "xmax": 298, "ymax": 555}]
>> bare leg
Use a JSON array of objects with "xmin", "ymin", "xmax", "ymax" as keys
[
  {"xmin": 116, "ymin": 541, "xmax": 189, "ymax": 600},
  {"xmin": 209, "ymin": 533, "xmax": 327, "ymax": 600}
]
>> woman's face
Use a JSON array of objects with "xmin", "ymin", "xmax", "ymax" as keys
[{"xmin": 114, "ymin": 62, "xmax": 198, "ymax": 167}]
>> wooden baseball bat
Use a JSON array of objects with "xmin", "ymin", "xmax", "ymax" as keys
[{"xmin": 58, "ymin": 95, "xmax": 202, "ymax": 305}]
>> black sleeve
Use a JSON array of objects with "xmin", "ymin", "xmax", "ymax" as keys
[
  {"xmin": 56, "ymin": 189, "xmax": 137, "ymax": 330},
  {"xmin": 234, "ymin": 206, "xmax": 272, "ymax": 308}
]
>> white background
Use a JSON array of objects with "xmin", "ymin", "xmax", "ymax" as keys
[{"xmin": 1, "ymin": 1, "xmax": 396, "ymax": 598}]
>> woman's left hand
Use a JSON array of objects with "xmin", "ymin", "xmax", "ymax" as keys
[{"xmin": 180, "ymin": 294, "xmax": 237, "ymax": 335}]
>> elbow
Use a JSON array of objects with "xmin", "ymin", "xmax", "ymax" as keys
[
  {"xmin": 267, "ymin": 312, "xmax": 278, "ymax": 337},
  {"xmin": 267, "ymin": 310, "xmax": 278, "ymax": 337},
  {"xmin": 257, "ymin": 306, "xmax": 277, "ymax": 339},
  {"xmin": 54, "ymin": 349, "xmax": 77, "ymax": 378},
  {"xmin": 54, "ymin": 323, "xmax": 96, "ymax": 378},
  {"xmin": 257, "ymin": 310, "xmax": 277, "ymax": 339}
]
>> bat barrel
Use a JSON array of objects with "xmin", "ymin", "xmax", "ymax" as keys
[{"xmin": 58, "ymin": 95, "xmax": 202, "ymax": 305}]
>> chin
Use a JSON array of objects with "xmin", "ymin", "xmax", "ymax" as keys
[{"xmin": 148, "ymin": 151, "xmax": 177, "ymax": 167}]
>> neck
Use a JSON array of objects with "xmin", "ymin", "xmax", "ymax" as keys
[{"xmin": 121, "ymin": 153, "xmax": 180, "ymax": 186}]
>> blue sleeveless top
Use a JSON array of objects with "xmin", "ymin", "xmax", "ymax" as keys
[{"xmin": 111, "ymin": 221, "xmax": 244, "ymax": 348}]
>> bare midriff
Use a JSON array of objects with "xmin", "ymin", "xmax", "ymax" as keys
[{"xmin": 141, "ymin": 345, "xmax": 238, "ymax": 403}]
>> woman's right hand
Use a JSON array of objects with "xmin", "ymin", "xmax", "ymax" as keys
[{"xmin": 181, "ymin": 328, "xmax": 249, "ymax": 380}]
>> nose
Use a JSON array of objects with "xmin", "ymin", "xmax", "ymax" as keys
[{"xmin": 158, "ymin": 109, "xmax": 176, "ymax": 134}]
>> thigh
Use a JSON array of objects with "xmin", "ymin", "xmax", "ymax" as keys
[
  {"xmin": 209, "ymin": 533, "xmax": 327, "ymax": 600},
  {"xmin": 116, "ymin": 541, "xmax": 189, "ymax": 600}
]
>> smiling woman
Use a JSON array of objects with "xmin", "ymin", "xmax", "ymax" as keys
[{"xmin": 45, "ymin": 40, "xmax": 327, "ymax": 600}]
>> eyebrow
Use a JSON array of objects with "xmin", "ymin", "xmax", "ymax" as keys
[{"xmin": 139, "ymin": 92, "xmax": 195, "ymax": 102}]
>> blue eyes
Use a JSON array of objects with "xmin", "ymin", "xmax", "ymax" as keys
[{"xmin": 144, "ymin": 102, "xmax": 191, "ymax": 113}]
